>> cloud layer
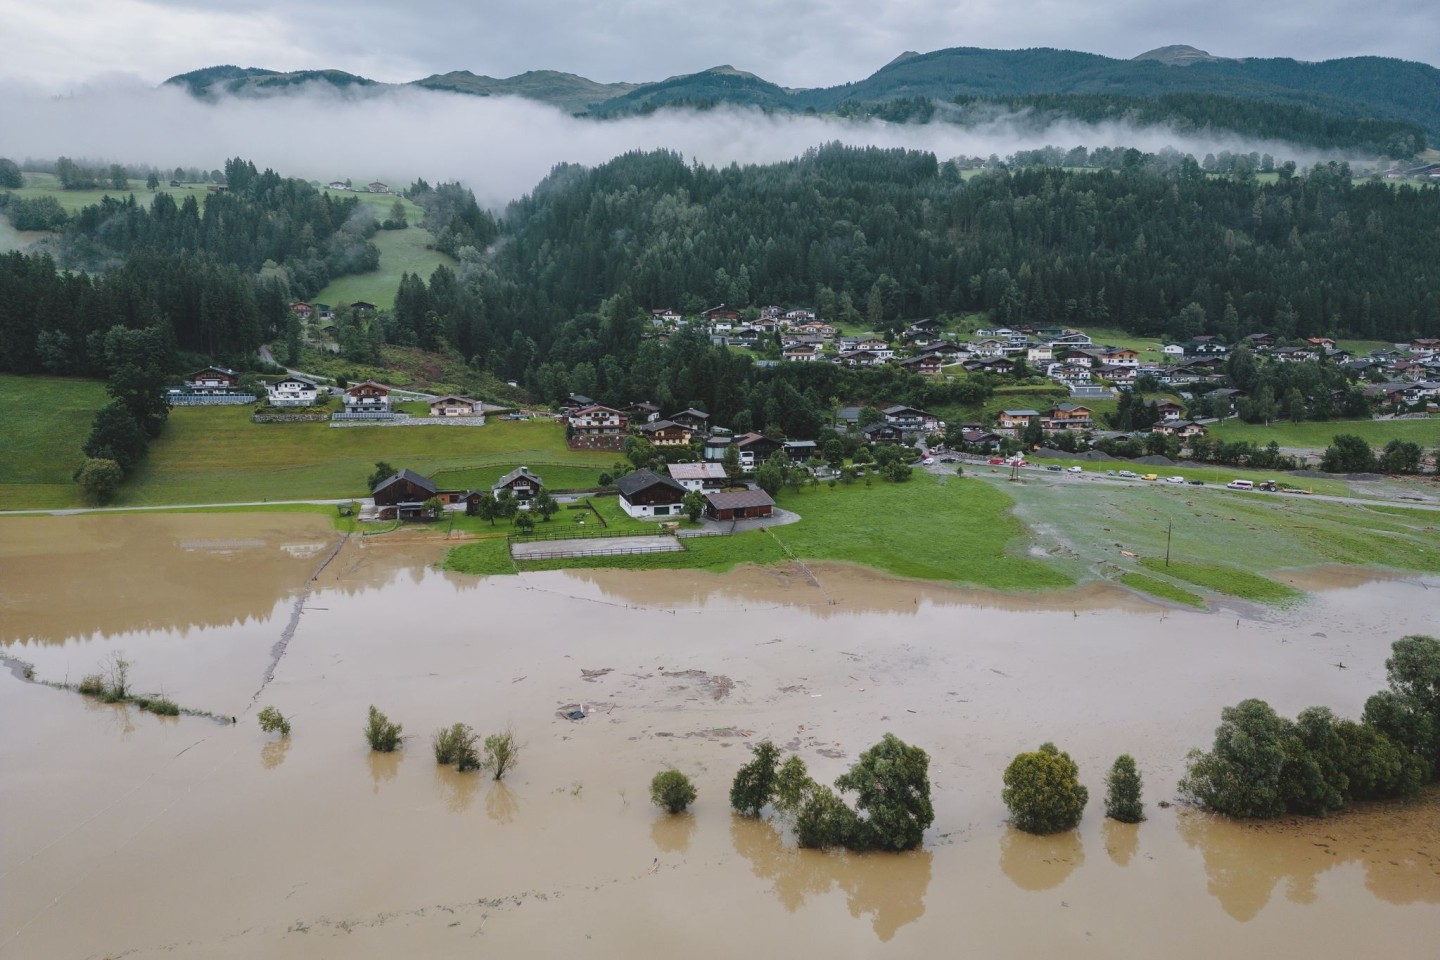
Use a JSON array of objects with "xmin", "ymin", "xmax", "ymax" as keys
[{"xmin": 0, "ymin": 83, "xmax": 1363, "ymax": 209}]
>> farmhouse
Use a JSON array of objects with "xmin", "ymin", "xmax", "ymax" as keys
[
  {"xmin": 704, "ymin": 488, "xmax": 775, "ymax": 521},
  {"xmin": 343, "ymin": 381, "xmax": 391, "ymax": 413},
  {"xmin": 372, "ymin": 469, "xmax": 438, "ymax": 508},
  {"xmin": 899, "ymin": 354, "xmax": 943, "ymax": 376},
  {"xmin": 883, "ymin": 405, "xmax": 940, "ymax": 434},
  {"xmin": 997, "ymin": 409, "xmax": 1040, "ymax": 434},
  {"xmin": 667, "ymin": 462, "xmax": 730, "ymax": 492},
  {"xmin": 187, "ymin": 366, "xmax": 241, "ymax": 393},
  {"xmin": 367, "ymin": 182, "xmax": 389, "ymax": 193},
  {"xmin": 668, "ymin": 408, "xmax": 711, "ymax": 431},
  {"xmin": 616, "ymin": 469, "xmax": 688, "ymax": 518},
  {"xmin": 735, "ymin": 432, "xmax": 783, "ymax": 468},
  {"xmin": 492, "ymin": 466, "xmax": 543, "ymax": 504},
  {"xmin": 429, "ymin": 395, "xmax": 485, "ymax": 418},
  {"xmin": 567, "ymin": 404, "xmax": 628, "ymax": 436},
  {"xmin": 267, "ymin": 375, "xmax": 319, "ymax": 407},
  {"xmin": 1042, "ymin": 403, "xmax": 1093, "ymax": 430},
  {"xmin": 637, "ymin": 419, "xmax": 693, "ymax": 446}
]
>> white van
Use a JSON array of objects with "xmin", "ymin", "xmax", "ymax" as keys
[{"xmin": 1226, "ymin": 479, "xmax": 1254, "ymax": 490}]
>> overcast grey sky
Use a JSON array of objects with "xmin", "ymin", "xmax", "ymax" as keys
[{"xmin": 7, "ymin": 0, "xmax": 1437, "ymax": 90}]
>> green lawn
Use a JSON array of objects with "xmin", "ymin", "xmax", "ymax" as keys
[
  {"xmin": 1207, "ymin": 418, "xmax": 1439, "ymax": 451},
  {"xmin": 313, "ymin": 223, "xmax": 455, "ymax": 309},
  {"xmin": 1076, "ymin": 326, "xmax": 1168, "ymax": 361},
  {"xmin": 0, "ymin": 375, "xmax": 109, "ymax": 508},
  {"xmin": 7, "ymin": 171, "xmax": 215, "ymax": 213},
  {"xmin": 1119, "ymin": 573, "xmax": 1204, "ymax": 607},
  {"xmin": 463, "ymin": 473, "xmax": 1076, "ymax": 591}
]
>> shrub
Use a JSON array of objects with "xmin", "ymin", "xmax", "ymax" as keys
[
  {"xmin": 257, "ymin": 706, "xmax": 291, "ymax": 737},
  {"xmin": 102, "ymin": 652, "xmax": 131, "ymax": 700},
  {"xmin": 730, "ymin": 740, "xmax": 780, "ymax": 817},
  {"xmin": 1104, "ymin": 754, "xmax": 1145, "ymax": 823},
  {"xmin": 364, "ymin": 705, "xmax": 403, "ymax": 752},
  {"xmin": 434, "ymin": 723, "xmax": 480, "ymax": 771},
  {"xmin": 77, "ymin": 673, "xmax": 106, "ymax": 696},
  {"xmin": 482, "ymin": 728, "xmax": 520, "ymax": 780},
  {"xmin": 1003, "ymin": 742, "xmax": 1089, "ymax": 834},
  {"xmin": 650, "ymin": 770, "xmax": 698, "ymax": 813},
  {"xmin": 1178, "ymin": 699, "xmax": 1293, "ymax": 818}
]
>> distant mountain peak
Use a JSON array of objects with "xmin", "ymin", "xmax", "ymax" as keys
[
  {"xmin": 885, "ymin": 51, "xmax": 922, "ymax": 68},
  {"xmin": 1133, "ymin": 45, "xmax": 1225, "ymax": 66}
]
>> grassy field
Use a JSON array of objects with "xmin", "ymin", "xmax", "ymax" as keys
[
  {"xmin": 313, "ymin": 223, "xmax": 455, "ymax": 309},
  {"xmin": 0, "ymin": 375, "xmax": 109, "ymax": 508},
  {"xmin": 0, "ymin": 379, "xmax": 614, "ymax": 508},
  {"xmin": 1207, "ymin": 418, "xmax": 1439, "ymax": 451},
  {"xmin": 1019, "ymin": 454, "xmax": 1353, "ymax": 496},
  {"xmin": 7, "ymin": 171, "xmax": 215, "ymax": 213},
  {"xmin": 1137, "ymin": 558, "xmax": 1301, "ymax": 604},
  {"xmin": 1119, "ymin": 573, "xmax": 1204, "ymax": 607}
]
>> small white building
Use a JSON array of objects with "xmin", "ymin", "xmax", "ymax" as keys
[{"xmin": 429, "ymin": 395, "xmax": 485, "ymax": 419}]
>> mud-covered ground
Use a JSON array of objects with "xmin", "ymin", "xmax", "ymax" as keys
[{"xmin": 1, "ymin": 514, "xmax": 1436, "ymax": 959}]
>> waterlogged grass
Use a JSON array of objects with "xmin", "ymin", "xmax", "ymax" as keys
[
  {"xmin": 1206, "ymin": 417, "xmax": 1438, "ymax": 451},
  {"xmin": 1119, "ymin": 573, "xmax": 1205, "ymax": 607},
  {"xmin": 1021, "ymin": 454, "xmax": 1351, "ymax": 497},
  {"xmin": 1138, "ymin": 558, "xmax": 1301, "ymax": 604},
  {"xmin": 443, "ymin": 538, "xmax": 517, "ymax": 575},
  {"xmin": 518, "ymin": 529, "xmax": 790, "ymax": 575}
]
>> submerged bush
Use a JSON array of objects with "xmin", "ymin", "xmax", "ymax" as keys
[
  {"xmin": 77, "ymin": 673, "xmax": 106, "ymax": 696},
  {"xmin": 730, "ymin": 740, "xmax": 780, "ymax": 817},
  {"xmin": 257, "ymin": 705, "xmax": 291, "ymax": 737},
  {"xmin": 434, "ymin": 723, "xmax": 480, "ymax": 771},
  {"xmin": 138, "ymin": 696, "xmax": 180, "ymax": 717},
  {"xmin": 364, "ymin": 705, "xmax": 403, "ymax": 752},
  {"xmin": 482, "ymin": 728, "xmax": 520, "ymax": 780}
]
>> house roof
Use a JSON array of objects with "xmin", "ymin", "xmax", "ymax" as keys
[
  {"xmin": 784, "ymin": 440, "xmax": 818, "ymax": 450},
  {"xmin": 275, "ymin": 375, "xmax": 317, "ymax": 387},
  {"xmin": 191, "ymin": 365, "xmax": 237, "ymax": 377},
  {"xmin": 430, "ymin": 394, "xmax": 477, "ymax": 405},
  {"xmin": 571, "ymin": 404, "xmax": 623, "ymax": 416},
  {"xmin": 616, "ymin": 469, "xmax": 686, "ymax": 498},
  {"xmin": 704, "ymin": 489, "xmax": 775, "ymax": 511},
  {"xmin": 373, "ymin": 469, "xmax": 437, "ymax": 496},
  {"xmin": 1001, "ymin": 409, "xmax": 1041, "ymax": 416},
  {"xmin": 670, "ymin": 408, "xmax": 710, "ymax": 420},
  {"xmin": 347, "ymin": 380, "xmax": 389, "ymax": 393},
  {"xmin": 667, "ymin": 463, "xmax": 728, "ymax": 481},
  {"xmin": 494, "ymin": 466, "xmax": 542, "ymax": 488},
  {"xmin": 638, "ymin": 419, "xmax": 684, "ymax": 434}
]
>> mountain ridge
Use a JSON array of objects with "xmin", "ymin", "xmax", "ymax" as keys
[{"xmin": 163, "ymin": 45, "xmax": 1440, "ymax": 140}]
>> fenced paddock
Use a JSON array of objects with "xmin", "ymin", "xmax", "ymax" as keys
[{"xmin": 510, "ymin": 535, "xmax": 685, "ymax": 561}]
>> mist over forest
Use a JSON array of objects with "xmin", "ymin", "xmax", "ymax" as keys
[{"xmin": 0, "ymin": 80, "xmax": 1375, "ymax": 208}]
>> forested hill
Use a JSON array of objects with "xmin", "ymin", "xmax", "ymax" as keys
[
  {"xmin": 377, "ymin": 145, "xmax": 1437, "ymax": 386},
  {"xmin": 165, "ymin": 46, "xmax": 1440, "ymax": 147}
]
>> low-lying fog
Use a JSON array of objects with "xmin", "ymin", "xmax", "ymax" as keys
[{"xmin": 0, "ymin": 79, "xmax": 1361, "ymax": 207}]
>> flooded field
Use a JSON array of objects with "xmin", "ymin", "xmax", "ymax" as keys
[{"xmin": 2, "ymin": 513, "xmax": 1438, "ymax": 958}]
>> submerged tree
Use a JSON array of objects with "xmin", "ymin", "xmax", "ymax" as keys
[
  {"xmin": 364, "ymin": 706, "xmax": 403, "ymax": 752},
  {"xmin": 730, "ymin": 740, "xmax": 781, "ymax": 817},
  {"xmin": 1104, "ymin": 754, "xmax": 1145, "ymax": 823},
  {"xmin": 650, "ymin": 770, "xmax": 698, "ymax": 814}
]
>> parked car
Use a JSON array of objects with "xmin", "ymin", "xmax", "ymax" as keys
[
  {"xmin": 1166, "ymin": 476, "xmax": 1185, "ymax": 484},
  {"xmin": 939, "ymin": 456, "xmax": 959, "ymax": 463},
  {"xmin": 1140, "ymin": 473, "xmax": 1159, "ymax": 481},
  {"xmin": 1046, "ymin": 465, "xmax": 1063, "ymax": 472},
  {"xmin": 1187, "ymin": 479, "xmax": 1205, "ymax": 486},
  {"xmin": 922, "ymin": 457, "xmax": 934, "ymax": 465},
  {"xmin": 1117, "ymin": 470, "xmax": 1137, "ymax": 478},
  {"xmin": 1067, "ymin": 466, "xmax": 1083, "ymax": 473},
  {"xmin": 1006, "ymin": 457, "xmax": 1028, "ymax": 466},
  {"xmin": 988, "ymin": 457, "xmax": 1005, "ymax": 465}
]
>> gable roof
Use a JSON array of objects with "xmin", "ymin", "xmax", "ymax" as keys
[
  {"xmin": 616, "ymin": 469, "xmax": 686, "ymax": 498},
  {"xmin": 704, "ymin": 489, "xmax": 775, "ymax": 511},
  {"xmin": 373, "ymin": 469, "xmax": 437, "ymax": 496},
  {"xmin": 667, "ymin": 463, "xmax": 728, "ymax": 482},
  {"xmin": 494, "ymin": 466, "xmax": 542, "ymax": 488}
]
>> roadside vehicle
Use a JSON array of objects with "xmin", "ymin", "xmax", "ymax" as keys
[
  {"xmin": 1117, "ymin": 470, "xmax": 1137, "ymax": 478},
  {"xmin": 1166, "ymin": 476, "xmax": 1185, "ymax": 484},
  {"xmin": 1006, "ymin": 457, "xmax": 1028, "ymax": 466},
  {"xmin": 988, "ymin": 457, "xmax": 1005, "ymax": 465},
  {"xmin": 939, "ymin": 456, "xmax": 959, "ymax": 463},
  {"xmin": 1046, "ymin": 465, "xmax": 1063, "ymax": 472},
  {"xmin": 1140, "ymin": 473, "xmax": 1159, "ymax": 481},
  {"xmin": 1258, "ymin": 480, "xmax": 1278, "ymax": 492},
  {"xmin": 922, "ymin": 457, "xmax": 934, "ymax": 465},
  {"xmin": 1187, "ymin": 479, "xmax": 1205, "ymax": 486},
  {"xmin": 1227, "ymin": 479, "xmax": 1254, "ymax": 490},
  {"xmin": 1067, "ymin": 466, "xmax": 1083, "ymax": 473}
]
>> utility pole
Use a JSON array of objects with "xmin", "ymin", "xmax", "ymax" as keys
[{"xmin": 1165, "ymin": 520, "xmax": 1173, "ymax": 568}]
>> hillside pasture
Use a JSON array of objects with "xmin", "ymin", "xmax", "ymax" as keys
[{"xmin": 0, "ymin": 375, "xmax": 109, "ymax": 508}]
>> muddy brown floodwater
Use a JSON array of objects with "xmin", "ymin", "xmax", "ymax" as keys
[{"xmin": 2, "ymin": 514, "xmax": 1438, "ymax": 959}]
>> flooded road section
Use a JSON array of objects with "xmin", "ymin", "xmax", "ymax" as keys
[{"xmin": 1, "ymin": 514, "xmax": 1437, "ymax": 959}]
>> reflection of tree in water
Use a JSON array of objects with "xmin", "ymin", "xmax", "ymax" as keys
[
  {"xmin": 651, "ymin": 812, "xmax": 696, "ymax": 853},
  {"xmin": 729, "ymin": 816, "xmax": 931, "ymax": 942},
  {"xmin": 367, "ymin": 750, "xmax": 402, "ymax": 794},
  {"xmin": 486, "ymin": 781, "xmax": 519, "ymax": 824},
  {"xmin": 435, "ymin": 767, "xmax": 481, "ymax": 812},
  {"xmin": 1102, "ymin": 818, "xmax": 1140, "ymax": 867},
  {"xmin": 1178, "ymin": 795, "xmax": 1440, "ymax": 918},
  {"xmin": 84, "ymin": 696, "xmax": 136, "ymax": 738},
  {"xmin": 260, "ymin": 737, "xmax": 290, "ymax": 770},
  {"xmin": 998, "ymin": 826, "xmax": 1085, "ymax": 891},
  {"xmin": 1176, "ymin": 810, "xmax": 1329, "ymax": 922}
]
